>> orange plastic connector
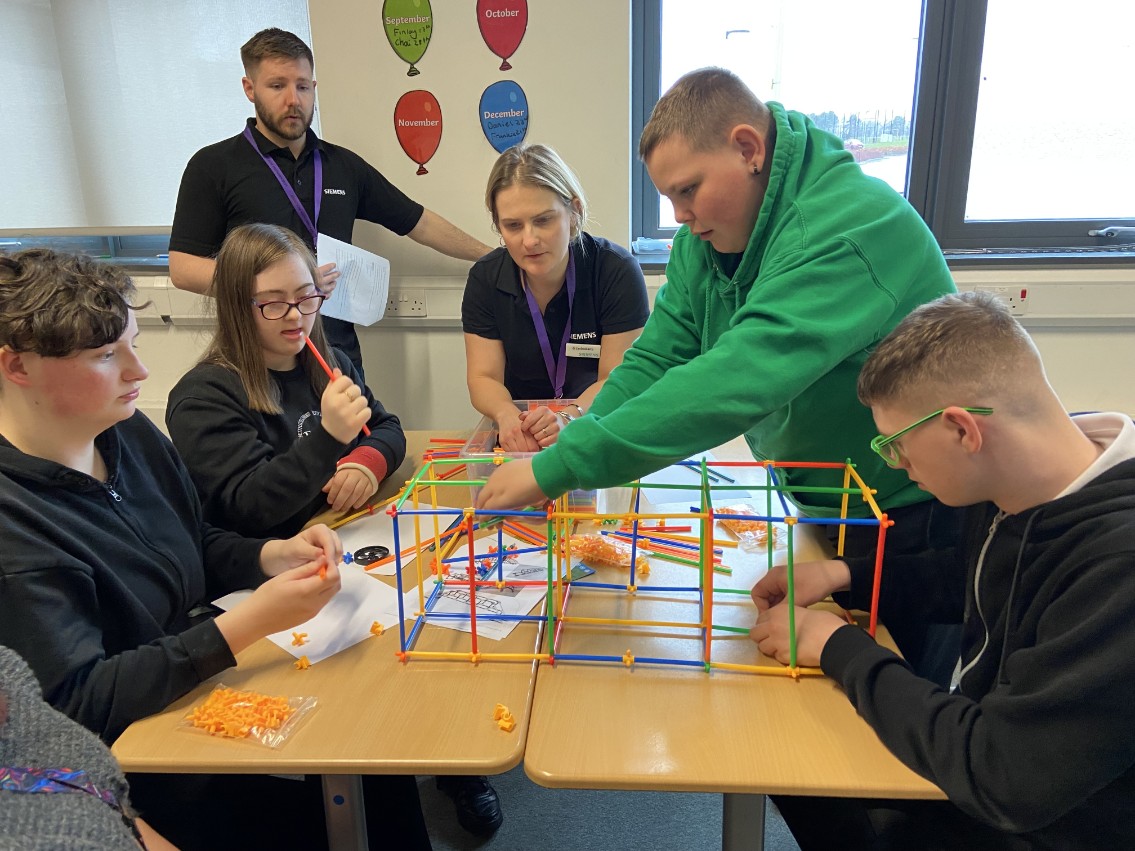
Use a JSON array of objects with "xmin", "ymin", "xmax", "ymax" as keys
[
  {"xmin": 370, "ymin": 621, "xmax": 385, "ymax": 637},
  {"xmin": 493, "ymin": 703, "xmax": 516, "ymax": 732},
  {"xmin": 294, "ymin": 655, "xmax": 311, "ymax": 670},
  {"xmin": 622, "ymin": 649, "xmax": 634, "ymax": 667},
  {"xmin": 291, "ymin": 632, "xmax": 308, "ymax": 647}
]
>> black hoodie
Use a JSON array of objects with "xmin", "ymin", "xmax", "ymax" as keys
[
  {"xmin": 0, "ymin": 413, "xmax": 267, "ymax": 742},
  {"xmin": 829, "ymin": 444, "xmax": 1135, "ymax": 848},
  {"xmin": 166, "ymin": 351, "xmax": 405, "ymax": 539}
]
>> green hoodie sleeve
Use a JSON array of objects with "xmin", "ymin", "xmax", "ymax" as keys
[{"xmin": 534, "ymin": 222, "xmax": 934, "ymax": 498}]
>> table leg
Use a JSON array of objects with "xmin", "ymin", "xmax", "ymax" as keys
[
  {"xmin": 322, "ymin": 774, "xmax": 368, "ymax": 850},
  {"xmin": 722, "ymin": 792, "xmax": 765, "ymax": 851}
]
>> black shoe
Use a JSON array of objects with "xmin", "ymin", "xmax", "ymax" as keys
[{"xmin": 435, "ymin": 775, "xmax": 503, "ymax": 836}]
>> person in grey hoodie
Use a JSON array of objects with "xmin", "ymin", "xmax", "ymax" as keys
[{"xmin": 0, "ymin": 645, "xmax": 176, "ymax": 850}]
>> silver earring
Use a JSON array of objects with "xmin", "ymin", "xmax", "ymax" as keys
[{"xmin": 752, "ymin": 165, "xmax": 761, "ymax": 175}]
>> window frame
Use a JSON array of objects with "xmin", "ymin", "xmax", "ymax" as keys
[
  {"xmin": 631, "ymin": 0, "xmax": 1135, "ymax": 261},
  {"xmin": 0, "ymin": 234, "xmax": 171, "ymax": 268}
]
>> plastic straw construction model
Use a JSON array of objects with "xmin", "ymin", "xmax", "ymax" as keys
[{"xmin": 382, "ymin": 454, "xmax": 891, "ymax": 678}]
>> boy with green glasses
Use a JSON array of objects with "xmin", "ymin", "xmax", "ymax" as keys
[{"xmin": 753, "ymin": 291, "xmax": 1135, "ymax": 849}]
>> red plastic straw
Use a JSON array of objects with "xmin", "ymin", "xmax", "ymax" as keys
[{"xmin": 304, "ymin": 336, "xmax": 370, "ymax": 436}]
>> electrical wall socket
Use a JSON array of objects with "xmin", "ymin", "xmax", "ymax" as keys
[
  {"xmin": 385, "ymin": 288, "xmax": 427, "ymax": 317},
  {"xmin": 974, "ymin": 285, "xmax": 1028, "ymax": 316}
]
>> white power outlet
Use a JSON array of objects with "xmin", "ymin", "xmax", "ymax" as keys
[
  {"xmin": 386, "ymin": 288, "xmax": 427, "ymax": 317},
  {"xmin": 974, "ymin": 285, "xmax": 1028, "ymax": 316}
]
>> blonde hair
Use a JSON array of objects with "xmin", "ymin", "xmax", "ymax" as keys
[
  {"xmin": 639, "ymin": 67, "xmax": 771, "ymax": 161},
  {"xmin": 485, "ymin": 144, "xmax": 588, "ymax": 243},
  {"xmin": 202, "ymin": 223, "xmax": 334, "ymax": 414},
  {"xmin": 858, "ymin": 292, "xmax": 1044, "ymax": 413}
]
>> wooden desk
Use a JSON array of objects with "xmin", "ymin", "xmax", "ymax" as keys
[
  {"xmin": 523, "ymin": 451, "xmax": 944, "ymax": 851},
  {"xmin": 113, "ymin": 432, "xmax": 541, "ymax": 848}
]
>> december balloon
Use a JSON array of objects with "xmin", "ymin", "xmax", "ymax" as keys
[{"xmin": 479, "ymin": 81, "xmax": 528, "ymax": 153}]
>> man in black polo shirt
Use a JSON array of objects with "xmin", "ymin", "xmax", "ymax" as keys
[
  {"xmin": 168, "ymin": 28, "xmax": 503, "ymax": 837},
  {"xmin": 169, "ymin": 27, "xmax": 490, "ymax": 377}
]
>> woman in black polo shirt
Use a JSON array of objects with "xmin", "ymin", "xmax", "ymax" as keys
[{"xmin": 462, "ymin": 144, "xmax": 649, "ymax": 452}]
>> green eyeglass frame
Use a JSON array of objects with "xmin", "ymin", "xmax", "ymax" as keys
[{"xmin": 870, "ymin": 407, "xmax": 994, "ymax": 467}]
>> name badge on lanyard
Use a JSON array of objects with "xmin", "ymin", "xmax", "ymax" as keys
[
  {"xmin": 243, "ymin": 125, "xmax": 322, "ymax": 245},
  {"xmin": 565, "ymin": 342, "xmax": 601, "ymax": 359},
  {"xmin": 521, "ymin": 252, "xmax": 576, "ymax": 399}
]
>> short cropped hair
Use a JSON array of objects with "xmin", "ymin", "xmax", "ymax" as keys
[
  {"xmin": 858, "ymin": 291, "xmax": 1042, "ymax": 411},
  {"xmin": 639, "ymin": 67, "xmax": 771, "ymax": 161},
  {"xmin": 203, "ymin": 223, "xmax": 333, "ymax": 414},
  {"xmin": 0, "ymin": 250, "xmax": 140, "ymax": 358},
  {"xmin": 240, "ymin": 28, "xmax": 314, "ymax": 75},
  {"xmin": 485, "ymin": 144, "xmax": 589, "ymax": 243}
]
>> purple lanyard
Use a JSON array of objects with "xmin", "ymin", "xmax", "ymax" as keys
[
  {"xmin": 243, "ymin": 125, "xmax": 322, "ymax": 245},
  {"xmin": 521, "ymin": 252, "xmax": 576, "ymax": 399},
  {"xmin": 0, "ymin": 766, "xmax": 142, "ymax": 842}
]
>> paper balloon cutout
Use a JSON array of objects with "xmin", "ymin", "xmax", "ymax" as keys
[
  {"xmin": 383, "ymin": 0, "xmax": 433, "ymax": 76},
  {"xmin": 479, "ymin": 81, "xmax": 528, "ymax": 153},
  {"xmin": 476, "ymin": 0, "xmax": 527, "ymax": 71},
  {"xmin": 394, "ymin": 91, "xmax": 442, "ymax": 175}
]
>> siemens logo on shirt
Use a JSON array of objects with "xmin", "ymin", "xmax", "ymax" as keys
[
  {"xmin": 571, "ymin": 332, "xmax": 597, "ymax": 340},
  {"xmin": 324, "ymin": 188, "xmax": 347, "ymax": 195}
]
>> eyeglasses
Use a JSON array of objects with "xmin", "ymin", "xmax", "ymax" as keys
[
  {"xmin": 251, "ymin": 293, "xmax": 326, "ymax": 320},
  {"xmin": 870, "ymin": 406, "xmax": 994, "ymax": 467}
]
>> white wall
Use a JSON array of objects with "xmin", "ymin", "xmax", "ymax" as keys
[
  {"xmin": 308, "ymin": 0, "xmax": 632, "ymax": 272},
  {"xmin": 305, "ymin": 0, "xmax": 632, "ymax": 429}
]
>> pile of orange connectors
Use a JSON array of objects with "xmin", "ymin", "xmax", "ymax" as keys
[
  {"xmin": 187, "ymin": 685, "xmax": 295, "ymax": 740},
  {"xmin": 717, "ymin": 505, "xmax": 778, "ymax": 545}
]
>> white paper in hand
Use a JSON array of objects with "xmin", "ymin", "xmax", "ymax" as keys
[{"xmin": 316, "ymin": 233, "xmax": 390, "ymax": 326}]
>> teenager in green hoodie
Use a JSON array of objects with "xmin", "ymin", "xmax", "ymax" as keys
[{"xmin": 477, "ymin": 67, "xmax": 959, "ymax": 672}]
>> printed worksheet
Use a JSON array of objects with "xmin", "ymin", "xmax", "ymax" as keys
[
  {"xmin": 213, "ymin": 563, "xmax": 404, "ymax": 664},
  {"xmin": 316, "ymin": 233, "xmax": 390, "ymax": 326},
  {"xmin": 403, "ymin": 532, "xmax": 549, "ymax": 641}
]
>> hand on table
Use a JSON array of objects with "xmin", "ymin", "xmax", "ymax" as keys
[
  {"xmin": 749, "ymin": 604, "xmax": 845, "ymax": 667},
  {"xmin": 324, "ymin": 467, "xmax": 377, "ymax": 513}
]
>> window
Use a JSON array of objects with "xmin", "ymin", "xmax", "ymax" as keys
[
  {"xmin": 633, "ymin": 0, "xmax": 1135, "ymax": 258},
  {"xmin": 1, "ymin": 0, "xmax": 313, "ymax": 258}
]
